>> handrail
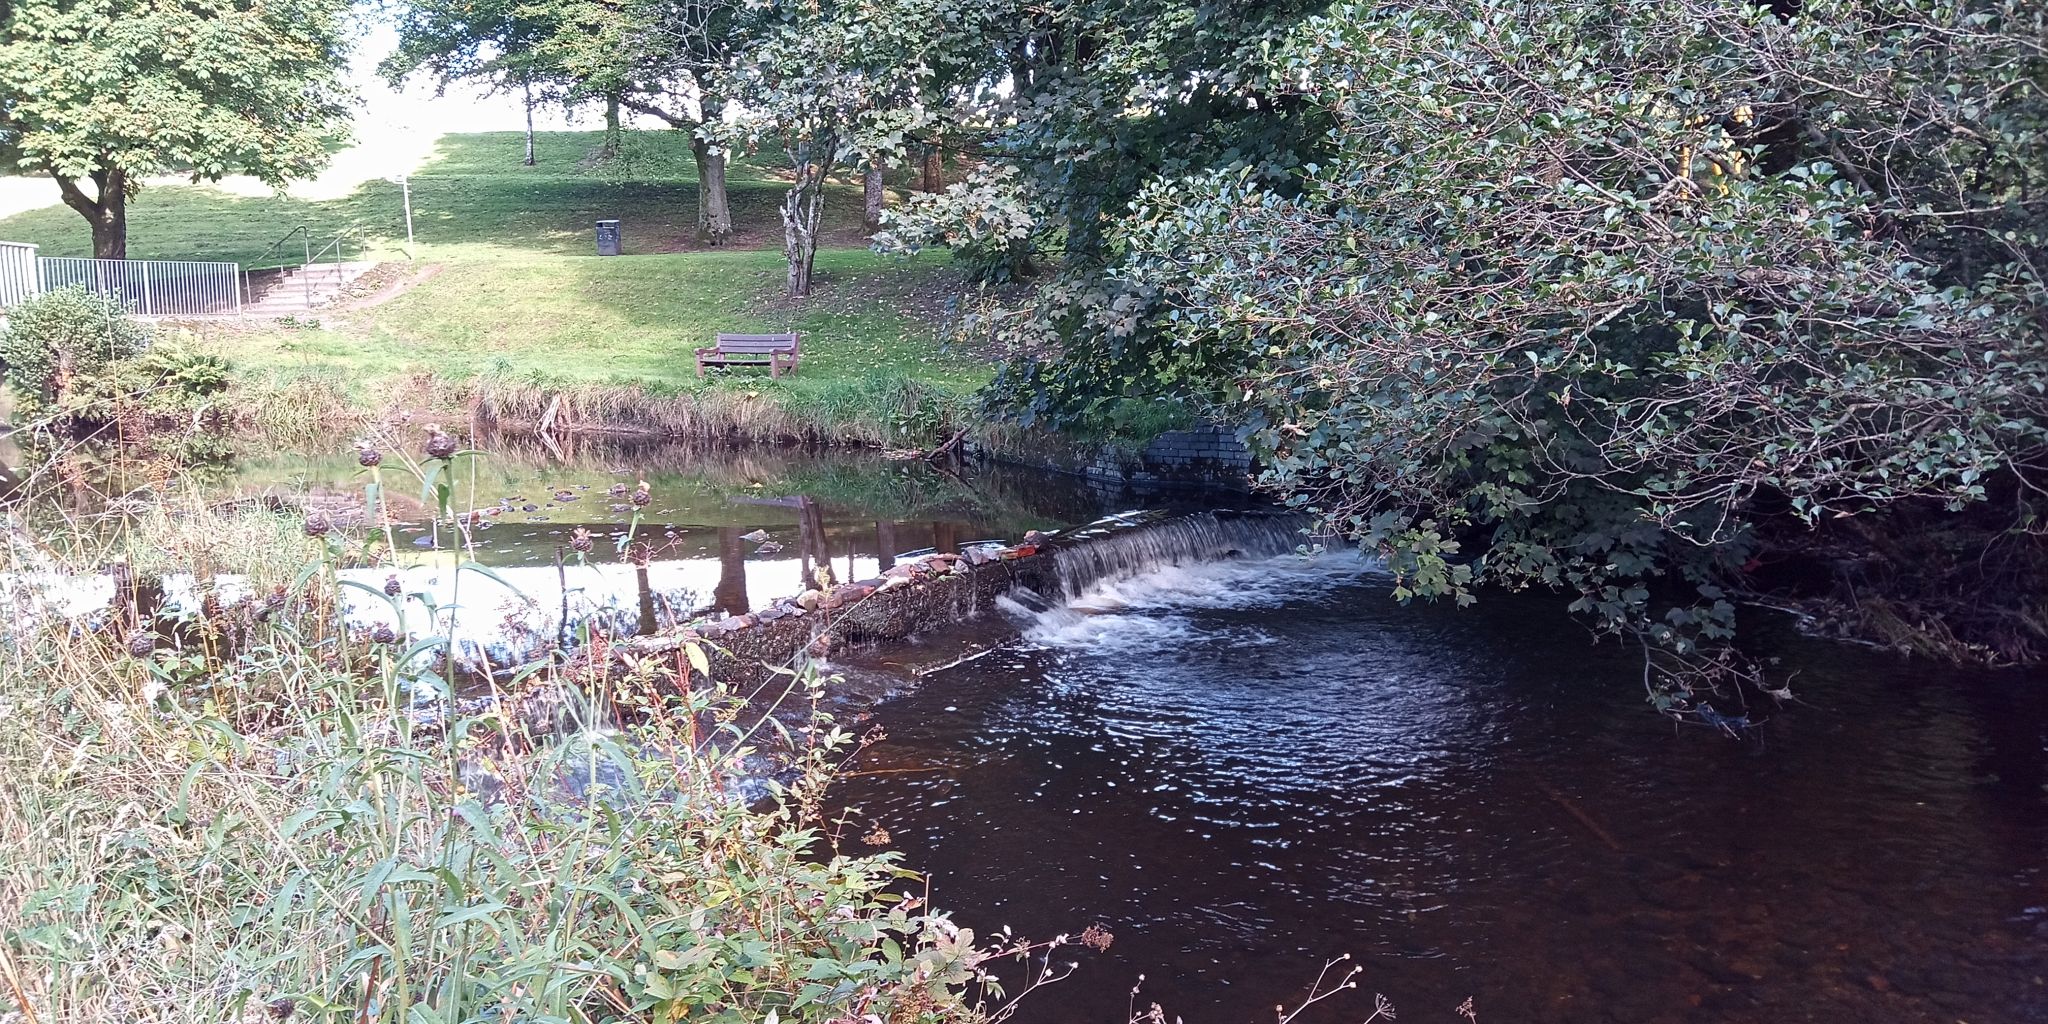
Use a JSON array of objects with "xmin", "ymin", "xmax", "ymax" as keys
[
  {"xmin": 307, "ymin": 224, "xmax": 358, "ymax": 268},
  {"xmin": 243, "ymin": 225, "xmax": 311, "ymax": 304},
  {"xmin": 241, "ymin": 223, "xmax": 361, "ymax": 310}
]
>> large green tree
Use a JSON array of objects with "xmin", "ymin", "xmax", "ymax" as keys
[
  {"xmin": 0, "ymin": 0, "xmax": 354, "ymax": 259},
  {"xmin": 862, "ymin": 0, "xmax": 2048, "ymax": 699},
  {"xmin": 543, "ymin": 0, "xmax": 754, "ymax": 242},
  {"xmin": 718, "ymin": 0, "xmax": 1000, "ymax": 295},
  {"xmin": 1014, "ymin": 0, "xmax": 2048, "ymax": 693}
]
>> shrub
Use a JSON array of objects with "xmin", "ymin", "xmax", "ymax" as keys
[{"xmin": 0, "ymin": 286, "xmax": 148, "ymax": 419}]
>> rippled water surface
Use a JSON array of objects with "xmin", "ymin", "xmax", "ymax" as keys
[{"xmin": 833, "ymin": 555, "xmax": 2048, "ymax": 1023}]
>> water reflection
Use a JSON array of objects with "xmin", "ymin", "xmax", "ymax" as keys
[
  {"xmin": 8, "ymin": 437, "xmax": 1138, "ymax": 650},
  {"xmin": 834, "ymin": 554, "xmax": 2048, "ymax": 1024}
]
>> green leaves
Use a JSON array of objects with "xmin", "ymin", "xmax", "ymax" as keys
[{"xmin": 952, "ymin": 0, "xmax": 2048, "ymax": 682}]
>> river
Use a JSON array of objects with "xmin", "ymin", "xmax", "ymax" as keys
[
  {"xmin": 19, "ymin": 438, "xmax": 2048, "ymax": 1022},
  {"xmin": 830, "ymin": 544, "xmax": 2048, "ymax": 1023}
]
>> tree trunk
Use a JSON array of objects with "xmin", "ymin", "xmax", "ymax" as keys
[
  {"xmin": 920, "ymin": 140, "xmax": 944, "ymax": 192},
  {"xmin": 781, "ymin": 140, "xmax": 833, "ymax": 298},
  {"xmin": 692, "ymin": 134, "xmax": 733, "ymax": 245},
  {"xmin": 53, "ymin": 165, "xmax": 128, "ymax": 260},
  {"xmin": 863, "ymin": 158, "xmax": 887, "ymax": 234},
  {"xmin": 522, "ymin": 78, "xmax": 538, "ymax": 166},
  {"xmin": 602, "ymin": 92, "xmax": 623, "ymax": 158}
]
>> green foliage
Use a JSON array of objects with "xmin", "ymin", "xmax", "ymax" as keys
[
  {"xmin": 73, "ymin": 337, "xmax": 234, "ymax": 419},
  {"xmin": 1032, "ymin": 0, "xmax": 2048, "ymax": 682},
  {"xmin": 875, "ymin": 165, "xmax": 1042, "ymax": 283},
  {"xmin": 0, "ymin": 481, "xmax": 1057, "ymax": 1023},
  {"xmin": 0, "ymin": 286, "xmax": 148, "ymax": 418},
  {"xmin": 0, "ymin": 0, "xmax": 353, "ymax": 254}
]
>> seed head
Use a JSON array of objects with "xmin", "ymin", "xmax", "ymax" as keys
[
  {"xmin": 357, "ymin": 446, "xmax": 382, "ymax": 468},
  {"xmin": 629, "ymin": 481, "xmax": 651, "ymax": 508},
  {"xmin": 569, "ymin": 528, "xmax": 594, "ymax": 554},
  {"xmin": 383, "ymin": 575, "xmax": 403, "ymax": 597},
  {"xmin": 126, "ymin": 631, "xmax": 156, "ymax": 658},
  {"xmin": 424, "ymin": 427, "xmax": 458, "ymax": 460},
  {"xmin": 302, "ymin": 511, "xmax": 332, "ymax": 538},
  {"xmin": 370, "ymin": 623, "xmax": 398, "ymax": 645}
]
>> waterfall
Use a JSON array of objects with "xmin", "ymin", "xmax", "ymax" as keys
[{"xmin": 1043, "ymin": 509, "xmax": 1323, "ymax": 600}]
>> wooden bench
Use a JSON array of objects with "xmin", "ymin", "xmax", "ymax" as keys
[{"xmin": 696, "ymin": 332, "xmax": 802, "ymax": 378}]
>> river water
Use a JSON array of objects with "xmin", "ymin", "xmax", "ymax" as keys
[
  {"xmin": 830, "ymin": 553, "xmax": 2048, "ymax": 1024},
  {"xmin": 17, "ymin": 440, "xmax": 2047, "ymax": 1022}
]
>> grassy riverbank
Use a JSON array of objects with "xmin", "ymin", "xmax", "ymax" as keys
[
  {"xmin": 0, "ymin": 132, "xmax": 984, "ymax": 445},
  {"xmin": 0, "ymin": 481, "xmax": 1063, "ymax": 1023}
]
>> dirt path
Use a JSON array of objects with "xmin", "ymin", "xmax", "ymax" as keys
[{"xmin": 339, "ymin": 262, "xmax": 445, "ymax": 309}]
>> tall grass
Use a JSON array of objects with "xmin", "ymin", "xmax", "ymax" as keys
[
  {"xmin": 227, "ymin": 369, "xmax": 975, "ymax": 448},
  {"xmin": 0, "ymin": 456, "xmax": 1080, "ymax": 1024}
]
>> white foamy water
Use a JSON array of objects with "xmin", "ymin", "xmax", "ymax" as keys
[{"xmin": 1006, "ymin": 551, "xmax": 1383, "ymax": 653}]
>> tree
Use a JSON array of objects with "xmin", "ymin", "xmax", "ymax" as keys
[
  {"xmin": 719, "ymin": 0, "xmax": 1000, "ymax": 295},
  {"xmin": 0, "ymin": 286, "xmax": 146, "ymax": 418},
  {"xmin": 381, "ymin": 0, "xmax": 564, "ymax": 166},
  {"xmin": 0, "ymin": 0, "xmax": 353, "ymax": 259},
  {"xmin": 1034, "ymin": 0, "xmax": 2048, "ymax": 690},
  {"xmin": 542, "ymin": 0, "xmax": 754, "ymax": 242}
]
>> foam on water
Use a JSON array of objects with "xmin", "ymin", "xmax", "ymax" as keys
[{"xmin": 1006, "ymin": 549, "xmax": 1382, "ymax": 655}]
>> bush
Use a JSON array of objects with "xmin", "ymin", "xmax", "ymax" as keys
[{"xmin": 0, "ymin": 286, "xmax": 148, "ymax": 419}]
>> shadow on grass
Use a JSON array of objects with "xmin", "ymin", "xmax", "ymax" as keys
[{"xmin": 0, "ymin": 130, "xmax": 881, "ymax": 264}]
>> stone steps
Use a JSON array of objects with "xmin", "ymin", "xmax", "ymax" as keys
[{"xmin": 241, "ymin": 260, "xmax": 377, "ymax": 316}]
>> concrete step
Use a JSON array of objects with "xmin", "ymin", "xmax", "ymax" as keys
[{"xmin": 245, "ymin": 260, "xmax": 378, "ymax": 311}]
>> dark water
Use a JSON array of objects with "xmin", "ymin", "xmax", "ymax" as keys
[{"xmin": 831, "ymin": 554, "xmax": 2048, "ymax": 1024}]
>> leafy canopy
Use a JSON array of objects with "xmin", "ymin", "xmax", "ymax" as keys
[{"xmin": 0, "ymin": 0, "xmax": 354, "ymax": 185}]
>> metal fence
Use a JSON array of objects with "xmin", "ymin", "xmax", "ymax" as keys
[
  {"xmin": 0, "ymin": 242, "xmax": 39, "ymax": 309},
  {"xmin": 39, "ymin": 256, "xmax": 243, "ymax": 317}
]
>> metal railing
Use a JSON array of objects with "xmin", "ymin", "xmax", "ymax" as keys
[
  {"xmin": 243, "ymin": 224, "xmax": 362, "ymax": 309},
  {"xmin": 0, "ymin": 241, "xmax": 40, "ymax": 309},
  {"xmin": 40, "ymin": 256, "xmax": 243, "ymax": 317}
]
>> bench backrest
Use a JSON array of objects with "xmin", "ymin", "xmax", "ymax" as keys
[{"xmin": 715, "ymin": 332, "xmax": 799, "ymax": 353}]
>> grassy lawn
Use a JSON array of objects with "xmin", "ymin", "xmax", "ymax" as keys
[
  {"xmin": 209, "ymin": 247, "xmax": 980, "ymax": 394},
  {"xmin": 0, "ymin": 131, "xmax": 984, "ymax": 442},
  {"xmin": 0, "ymin": 131, "xmax": 887, "ymax": 265}
]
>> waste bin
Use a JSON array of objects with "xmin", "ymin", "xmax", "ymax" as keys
[{"xmin": 596, "ymin": 219, "xmax": 622, "ymax": 256}]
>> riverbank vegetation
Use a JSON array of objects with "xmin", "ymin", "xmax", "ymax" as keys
[
  {"xmin": 0, "ymin": 451, "xmax": 1078, "ymax": 1022},
  {"xmin": 846, "ymin": 0, "xmax": 2048, "ymax": 694}
]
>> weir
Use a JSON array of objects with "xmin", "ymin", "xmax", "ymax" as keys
[
  {"xmin": 618, "ymin": 507, "xmax": 1323, "ymax": 684},
  {"xmin": 1042, "ymin": 508, "xmax": 1317, "ymax": 600}
]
